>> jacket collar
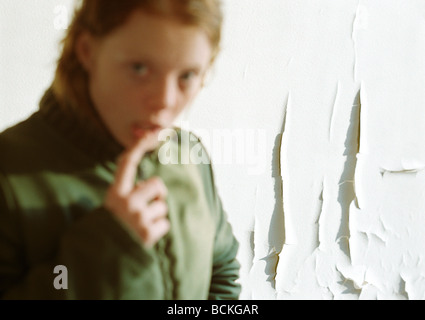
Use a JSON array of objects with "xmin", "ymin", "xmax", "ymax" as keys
[{"xmin": 38, "ymin": 87, "xmax": 125, "ymax": 163}]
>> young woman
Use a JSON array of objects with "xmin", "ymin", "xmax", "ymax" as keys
[{"xmin": 0, "ymin": 0, "xmax": 241, "ymax": 299}]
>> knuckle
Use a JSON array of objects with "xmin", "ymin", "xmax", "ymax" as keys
[
  {"xmin": 163, "ymin": 219, "xmax": 171, "ymax": 233},
  {"xmin": 158, "ymin": 201, "xmax": 169, "ymax": 215},
  {"xmin": 149, "ymin": 200, "xmax": 168, "ymax": 217},
  {"xmin": 152, "ymin": 177, "xmax": 168, "ymax": 195},
  {"xmin": 150, "ymin": 176, "xmax": 161, "ymax": 186},
  {"xmin": 138, "ymin": 210, "xmax": 150, "ymax": 227},
  {"xmin": 140, "ymin": 219, "xmax": 170, "ymax": 247}
]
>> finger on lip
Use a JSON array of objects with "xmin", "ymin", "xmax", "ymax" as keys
[{"xmin": 113, "ymin": 136, "xmax": 150, "ymax": 196}]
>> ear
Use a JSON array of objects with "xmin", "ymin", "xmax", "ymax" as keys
[{"xmin": 76, "ymin": 31, "xmax": 97, "ymax": 73}]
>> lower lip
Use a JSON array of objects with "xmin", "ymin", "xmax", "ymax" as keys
[{"xmin": 132, "ymin": 125, "xmax": 162, "ymax": 139}]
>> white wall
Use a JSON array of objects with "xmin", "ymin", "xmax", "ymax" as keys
[
  {"xmin": 2, "ymin": 0, "xmax": 425, "ymax": 300},
  {"xmin": 0, "ymin": 0, "xmax": 74, "ymax": 131}
]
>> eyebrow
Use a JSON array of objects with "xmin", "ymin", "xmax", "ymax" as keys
[
  {"xmin": 122, "ymin": 55, "xmax": 205, "ymax": 73},
  {"xmin": 112, "ymin": 44, "xmax": 209, "ymax": 71}
]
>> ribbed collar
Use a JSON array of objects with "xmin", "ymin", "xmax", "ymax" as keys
[{"xmin": 38, "ymin": 88, "xmax": 125, "ymax": 163}]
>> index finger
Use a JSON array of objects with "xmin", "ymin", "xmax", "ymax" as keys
[{"xmin": 113, "ymin": 138, "xmax": 149, "ymax": 196}]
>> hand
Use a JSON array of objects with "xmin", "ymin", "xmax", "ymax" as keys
[{"xmin": 105, "ymin": 137, "xmax": 170, "ymax": 248}]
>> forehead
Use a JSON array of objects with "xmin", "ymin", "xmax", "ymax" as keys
[{"xmin": 100, "ymin": 10, "xmax": 213, "ymax": 68}]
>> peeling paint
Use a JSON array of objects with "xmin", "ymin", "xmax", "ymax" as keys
[
  {"xmin": 328, "ymin": 82, "xmax": 340, "ymax": 141},
  {"xmin": 274, "ymin": 0, "xmax": 425, "ymax": 300}
]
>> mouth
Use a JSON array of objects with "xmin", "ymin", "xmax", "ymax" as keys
[{"xmin": 132, "ymin": 123, "xmax": 164, "ymax": 139}]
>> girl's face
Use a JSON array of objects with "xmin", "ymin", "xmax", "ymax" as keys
[{"xmin": 77, "ymin": 10, "xmax": 213, "ymax": 150}]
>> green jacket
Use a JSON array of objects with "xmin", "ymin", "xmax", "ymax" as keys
[{"xmin": 0, "ymin": 89, "xmax": 241, "ymax": 300}]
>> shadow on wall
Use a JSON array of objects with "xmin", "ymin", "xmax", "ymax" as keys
[
  {"xmin": 337, "ymin": 89, "xmax": 361, "ymax": 251},
  {"xmin": 259, "ymin": 99, "xmax": 287, "ymax": 288},
  {"xmin": 265, "ymin": 89, "xmax": 362, "ymax": 295}
]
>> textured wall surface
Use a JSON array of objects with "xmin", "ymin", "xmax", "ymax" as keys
[
  {"xmin": 274, "ymin": 0, "xmax": 425, "ymax": 300},
  {"xmin": 192, "ymin": 0, "xmax": 425, "ymax": 300},
  {"xmin": 2, "ymin": 0, "xmax": 425, "ymax": 300}
]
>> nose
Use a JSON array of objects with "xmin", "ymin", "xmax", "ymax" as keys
[{"xmin": 149, "ymin": 76, "xmax": 178, "ymax": 111}]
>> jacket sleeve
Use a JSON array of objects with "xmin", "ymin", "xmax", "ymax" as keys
[
  {"xmin": 0, "ymin": 173, "xmax": 26, "ymax": 297},
  {"xmin": 209, "ymin": 192, "xmax": 242, "ymax": 300},
  {"xmin": 0, "ymin": 173, "xmax": 157, "ymax": 300},
  {"xmin": 199, "ymin": 161, "xmax": 241, "ymax": 300}
]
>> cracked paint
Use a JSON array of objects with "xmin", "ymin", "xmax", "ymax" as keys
[{"xmin": 275, "ymin": 0, "xmax": 425, "ymax": 299}]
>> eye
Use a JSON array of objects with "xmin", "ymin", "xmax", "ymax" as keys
[
  {"xmin": 132, "ymin": 63, "xmax": 148, "ymax": 76},
  {"xmin": 179, "ymin": 70, "xmax": 199, "ymax": 86},
  {"xmin": 181, "ymin": 71, "xmax": 195, "ymax": 80}
]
